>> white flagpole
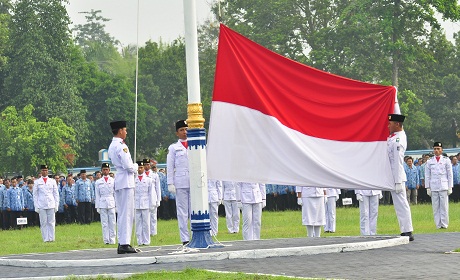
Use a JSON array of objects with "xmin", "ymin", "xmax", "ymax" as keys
[{"xmin": 134, "ymin": 0, "xmax": 140, "ymax": 163}]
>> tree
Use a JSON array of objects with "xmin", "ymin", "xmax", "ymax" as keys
[
  {"xmin": 2, "ymin": 0, "xmax": 87, "ymax": 157},
  {"xmin": 0, "ymin": 105, "xmax": 76, "ymax": 176}
]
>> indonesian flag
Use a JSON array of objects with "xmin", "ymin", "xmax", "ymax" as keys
[{"xmin": 207, "ymin": 24, "xmax": 397, "ymax": 190}]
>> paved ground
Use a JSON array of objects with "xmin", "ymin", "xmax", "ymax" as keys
[{"xmin": 1, "ymin": 232, "xmax": 459, "ymax": 279}]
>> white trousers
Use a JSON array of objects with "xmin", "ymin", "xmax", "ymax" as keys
[
  {"xmin": 150, "ymin": 206, "xmax": 158, "ymax": 236},
  {"xmin": 306, "ymin": 225, "xmax": 321, "ymax": 237},
  {"xmin": 391, "ymin": 188, "xmax": 413, "ymax": 233},
  {"xmin": 175, "ymin": 188, "xmax": 191, "ymax": 242},
  {"xmin": 100, "ymin": 208, "xmax": 116, "ymax": 244},
  {"xmin": 324, "ymin": 197, "xmax": 337, "ymax": 232},
  {"xmin": 39, "ymin": 208, "xmax": 55, "ymax": 242},
  {"xmin": 224, "ymin": 200, "xmax": 240, "ymax": 233},
  {"xmin": 431, "ymin": 190, "xmax": 449, "ymax": 228},
  {"xmin": 115, "ymin": 188, "xmax": 134, "ymax": 245},
  {"xmin": 242, "ymin": 203, "xmax": 262, "ymax": 240},
  {"xmin": 209, "ymin": 202, "xmax": 219, "ymax": 236},
  {"xmin": 359, "ymin": 195, "xmax": 379, "ymax": 235},
  {"xmin": 135, "ymin": 209, "xmax": 151, "ymax": 245}
]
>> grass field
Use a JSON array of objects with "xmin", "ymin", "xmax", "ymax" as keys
[{"xmin": 1, "ymin": 202, "xmax": 459, "ymax": 256}]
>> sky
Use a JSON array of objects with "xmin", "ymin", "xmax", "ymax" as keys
[
  {"xmin": 65, "ymin": 0, "xmax": 460, "ymax": 47},
  {"xmin": 65, "ymin": 0, "xmax": 215, "ymax": 47}
]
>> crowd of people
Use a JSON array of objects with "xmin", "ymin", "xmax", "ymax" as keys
[{"xmin": 1, "ymin": 114, "xmax": 458, "ymax": 251}]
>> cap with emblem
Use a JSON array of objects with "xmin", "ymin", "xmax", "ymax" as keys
[
  {"xmin": 40, "ymin": 164, "xmax": 48, "ymax": 170},
  {"xmin": 110, "ymin": 120, "xmax": 127, "ymax": 130},
  {"xmin": 101, "ymin": 163, "xmax": 110, "ymax": 168},
  {"xmin": 388, "ymin": 114, "xmax": 405, "ymax": 122},
  {"xmin": 143, "ymin": 158, "xmax": 150, "ymax": 165},
  {"xmin": 136, "ymin": 161, "xmax": 144, "ymax": 166},
  {"xmin": 433, "ymin": 142, "xmax": 442, "ymax": 148},
  {"xmin": 175, "ymin": 120, "xmax": 187, "ymax": 131}
]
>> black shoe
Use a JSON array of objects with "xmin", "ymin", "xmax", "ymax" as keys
[
  {"xmin": 117, "ymin": 244, "xmax": 138, "ymax": 254},
  {"xmin": 182, "ymin": 241, "xmax": 189, "ymax": 246},
  {"xmin": 401, "ymin": 232, "xmax": 414, "ymax": 241}
]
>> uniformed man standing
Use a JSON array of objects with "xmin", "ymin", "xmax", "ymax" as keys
[
  {"xmin": 324, "ymin": 188, "xmax": 340, "ymax": 233},
  {"xmin": 237, "ymin": 182, "xmax": 266, "ymax": 240},
  {"xmin": 356, "ymin": 189, "xmax": 382, "ymax": 235},
  {"xmin": 6, "ymin": 177, "xmax": 25, "ymax": 229},
  {"xmin": 33, "ymin": 165, "xmax": 59, "ymax": 242},
  {"xmin": 95, "ymin": 163, "xmax": 117, "ymax": 244},
  {"xmin": 143, "ymin": 159, "xmax": 161, "ymax": 236},
  {"xmin": 387, "ymin": 114, "xmax": 414, "ymax": 241},
  {"xmin": 108, "ymin": 120, "xmax": 138, "ymax": 254},
  {"xmin": 75, "ymin": 170, "xmax": 93, "ymax": 224},
  {"xmin": 208, "ymin": 179, "xmax": 223, "ymax": 236},
  {"xmin": 425, "ymin": 142, "xmax": 453, "ymax": 229},
  {"xmin": 222, "ymin": 180, "xmax": 240, "ymax": 234},
  {"xmin": 167, "ymin": 120, "xmax": 191, "ymax": 245},
  {"xmin": 134, "ymin": 161, "xmax": 155, "ymax": 246}
]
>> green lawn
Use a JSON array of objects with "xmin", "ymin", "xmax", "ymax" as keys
[{"xmin": 1, "ymin": 202, "xmax": 458, "ymax": 256}]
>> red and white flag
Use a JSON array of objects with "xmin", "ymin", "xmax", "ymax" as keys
[{"xmin": 207, "ymin": 24, "xmax": 397, "ymax": 190}]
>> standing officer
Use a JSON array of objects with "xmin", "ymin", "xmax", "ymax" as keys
[
  {"xmin": 75, "ymin": 170, "xmax": 93, "ymax": 224},
  {"xmin": 296, "ymin": 186, "xmax": 325, "ymax": 238},
  {"xmin": 33, "ymin": 165, "xmax": 59, "ymax": 242},
  {"xmin": 108, "ymin": 120, "xmax": 138, "ymax": 254},
  {"xmin": 95, "ymin": 163, "xmax": 117, "ymax": 244},
  {"xmin": 222, "ymin": 180, "xmax": 240, "ymax": 234},
  {"xmin": 425, "ymin": 142, "xmax": 453, "ymax": 229},
  {"xmin": 387, "ymin": 114, "xmax": 414, "ymax": 241},
  {"xmin": 62, "ymin": 175, "xmax": 77, "ymax": 224},
  {"xmin": 167, "ymin": 120, "xmax": 191, "ymax": 245},
  {"xmin": 324, "ymin": 188, "xmax": 340, "ymax": 233},
  {"xmin": 356, "ymin": 189, "xmax": 382, "ymax": 235},
  {"xmin": 237, "ymin": 182, "xmax": 266, "ymax": 240},
  {"xmin": 6, "ymin": 177, "xmax": 24, "ymax": 229},
  {"xmin": 134, "ymin": 161, "xmax": 155, "ymax": 246},
  {"xmin": 143, "ymin": 159, "xmax": 161, "ymax": 236},
  {"xmin": 208, "ymin": 179, "xmax": 223, "ymax": 236}
]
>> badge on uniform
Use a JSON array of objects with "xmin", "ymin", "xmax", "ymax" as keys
[{"xmin": 123, "ymin": 148, "xmax": 128, "ymax": 153}]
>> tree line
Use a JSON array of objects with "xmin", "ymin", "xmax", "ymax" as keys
[{"xmin": 0, "ymin": 0, "xmax": 459, "ymax": 176}]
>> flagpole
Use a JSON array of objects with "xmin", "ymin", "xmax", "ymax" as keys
[
  {"xmin": 182, "ymin": 0, "xmax": 216, "ymax": 248},
  {"xmin": 134, "ymin": 0, "xmax": 140, "ymax": 163}
]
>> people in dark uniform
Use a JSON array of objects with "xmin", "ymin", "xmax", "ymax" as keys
[
  {"xmin": 108, "ymin": 120, "xmax": 138, "ymax": 254},
  {"xmin": 75, "ymin": 170, "xmax": 93, "ymax": 224}
]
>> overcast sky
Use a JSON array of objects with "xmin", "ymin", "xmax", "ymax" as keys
[
  {"xmin": 65, "ymin": 0, "xmax": 214, "ymax": 47},
  {"xmin": 66, "ymin": 0, "xmax": 459, "ymax": 47}
]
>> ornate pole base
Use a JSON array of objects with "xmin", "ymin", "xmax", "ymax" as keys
[{"xmin": 188, "ymin": 210, "xmax": 215, "ymax": 248}]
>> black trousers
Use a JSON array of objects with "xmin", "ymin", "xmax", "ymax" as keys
[
  {"xmin": 78, "ymin": 202, "xmax": 92, "ymax": 224},
  {"xmin": 64, "ymin": 205, "xmax": 77, "ymax": 223}
]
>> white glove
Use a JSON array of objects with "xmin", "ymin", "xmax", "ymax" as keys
[
  {"xmin": 395, "ymin": 183, "xmax": 403, "ymax": 194},
  {"xmin": 237, "ymin": 201, "xmax": 242, "ymax": 210},
  {"xmin": 448, "ymin": 188, "xmax": 453, "ymax": 195},
  {"xmin": 427, "ymin": 189, "xmax": 432, "ymax": 197},
  {"xmin": 335, "ymin": 196, "xmax": 339, "ymax": 202},
  {"xmin": 262, "ymin": 199, "xmax": 266, "ymax": 208},
  {"xmin": 96, "ymin": 208, "xmax": 101, "ymax": 214},
  {"xmin": 379, "ymin": 193, "xmax": 383, "ymax": 199},
  {"xmin": 35, "ymin": 208, "xmax": 40, "ymax": 213},
  {"xmin": 219, "ymin": 199, "xmax": 223, "ymax": 205},
  {"xmin": 157, "ymin": 200, "xmax": 161, "ymax": 207},
  {"xmin": 168, "ymin": 184, "xmax": 176, "ymax": 194},
  {"xmin": 54, "ymin": 207, "xmax": 58, "ymax": 213},
  {"xmin": 356, "ymin": 194, "xmax": 363, "ymax": 201},
  {"xmin": 297, "ymin": 197, "xmax": 303, "ymax": 206}
]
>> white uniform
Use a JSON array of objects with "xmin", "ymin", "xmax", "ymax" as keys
[
  {"xmin": 388, "ymin": 130, "xmax": 413, "ymax": 233},
  {"xmin": 222, "ymin": 181, "xmax": 240, "ymax": 233},
  {"xmin": 324, "ymin": 188, "xmax": 340, "ymax": 233},
  {"xmin": 167, "ymin": 140, "xmax": 191, "ymax": 243},
  {"xmin": 33, "ymin": 176, "xmax": 59, "ymax": 242},
  {"xmin": 108, "ymin": 137, "xmax": 138, "ymax": 245},
  {"xmin": 425, "ymin": 155, "xmax": 453, "ymax": 228},
  {"xmin": 237, "ymin": 182, "xmax": 266, "ymax": 240},
  {"xmin": 355, "ymin": 189, "xmax": 381, "ymax": 235},
  {"xmin": 208, "ymin": 179, "xmax": 223, "ymax": 236},
  {"xmin": 296, "ymin": 186, "xmax": 325, "ymax": 238},
  {"xmin": 95, "ymin": 176, "xmax": 116, "ymax": 244},
  {"xmin": 134, "ymin": 175, "xmax": 155, "ymax": 245},
  {"xmin": 144, "ymin": 170, "xmax": 161, "ymax": 236}
]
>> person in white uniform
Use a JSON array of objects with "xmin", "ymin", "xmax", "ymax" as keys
[
  {"xmin": 356, "ymin": 189, "xmax": 382, "ymax": 235},
  {"xmin": 33, "ymin": 165, "xmax": 59, "ymax": 242},
  {"xmin": 208, "ymin": 179, "xmax": 223, "ymax": 236},
  {"xmin": 237, "ymin": 182, "xmax": 266, "ymax": 240},
  {"xmin": 143, "ymin": 159, "xmax": 161, "ymax": 236},
  {"xmin": 222, "ymin": 180, "xmax": 240, "ymax": 234},
  {"xmin": 324, "ymin": 188, "xmax": 340, "ymax": 233},
  {"xmin": 95, "ymin": 163, "xmax": 117, "ymax": 244},
  {"xmin": 388, "ymin": 114, "xmax": 414, "ymax": 241},
  {"xmin": 134, "ymin": 161, "xmax": 155, "ymax": 246},
  {"xmin": 296, "ymin": 186, "xmax": 325, "ymax": 238},
  {"xmin": 425, "ymin": 141, "xmax": 453, "ymax": 229},
  {"xmin": 167, "ymin": 120, "xmax": 191, "ymax": 245},
  {"xmin": 108, "ymin": 120, "xmax": 138, "ymax": 254}
]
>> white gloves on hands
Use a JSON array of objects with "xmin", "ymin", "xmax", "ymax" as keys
[
  {"xmin": 379, "ymin": 193, "xmax": 383, "ymax": 199},
  {"xmin": 35, "ymin": 208, "xmax": 40, "ymax": 213},
  {"xmin": 395, "ymin": 183, "xmax": 403, "ymax": 194},
  {"xmin": 427, "ymin": 189, "xmax": 432, "ymax": 197},
  {"xmin": 237, "ymin": 201, "xmax": 242, "ymax": 210},
  {"xmin": 54, "ymin": 207, "xmax": 58, "ymax": 213},
  {"xmin": 96, "ymin": 208, "xmax": 101, "ymax": 214},
  {"xmin": 219, "ymin": 199, "xmax": 223, "ymax": 205},
  {"xmin": 297, "ymin": 197, "xmax": 303, "ymax": 206},
  {"xmin": 356, "ymin": 194, "xmax": 363, "ymax": 202},
  {"xmin": 262, "ymin": 200, "xmax": 266, "ymax": 208},
  {"xmin": 168, "ymin": 184, "xmax": 176, "ymax": 194},
  {"xmin": 448, "ymin": 188, "xmax": 453, "ymax": 195}
]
